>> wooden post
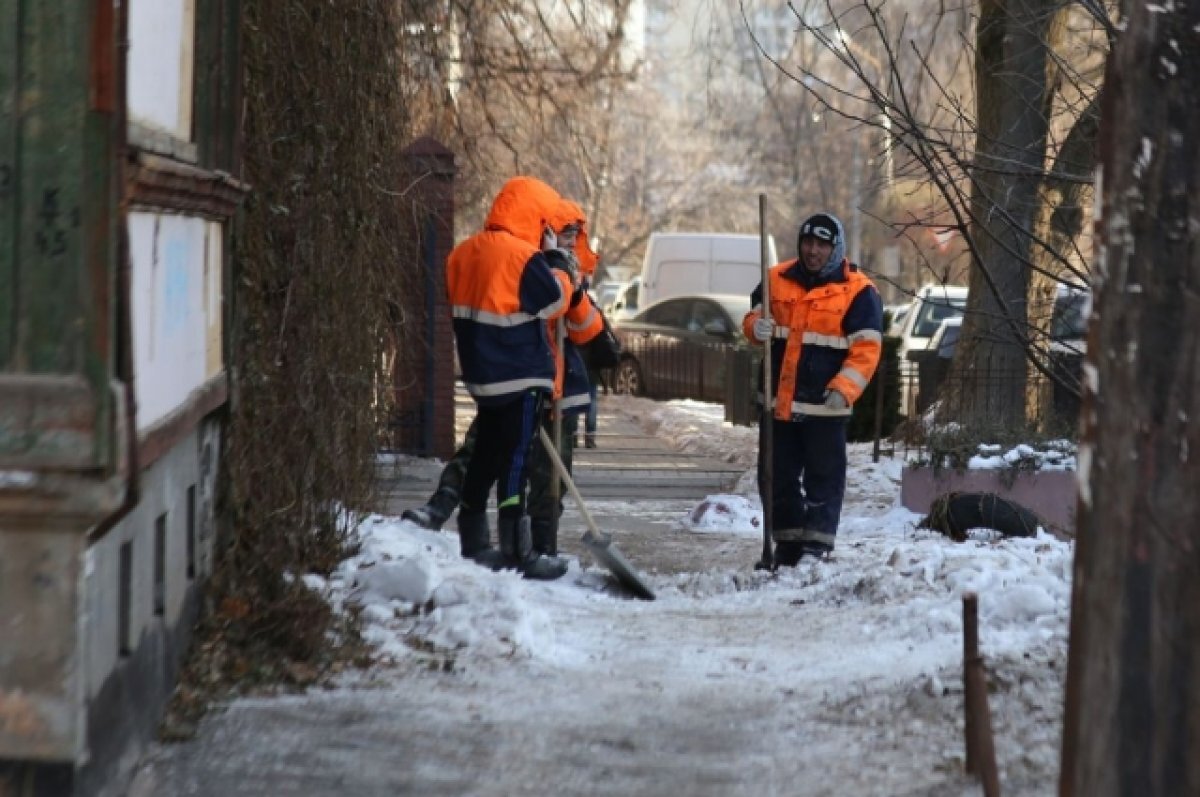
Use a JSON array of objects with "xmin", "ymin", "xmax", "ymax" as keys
[
  {"xmin": 872, "ymin": 353, "xmax": 886, "ymax": 463},
  {"xmin": 963, "ymin": 592, "xmax": 1001, "ymax": 795}
]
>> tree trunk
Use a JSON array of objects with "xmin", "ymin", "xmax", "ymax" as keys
[
  {"xmin": 1059, "ymin": 0, "xmax": 1200, "ymax": 791},
  {"xmin": 956, "ymin": 0, "xmax": 1061, "ymax": 431},
  {"xmin": 1027, "ymin": 95, "xmax": 1099, "ymax": 427}
]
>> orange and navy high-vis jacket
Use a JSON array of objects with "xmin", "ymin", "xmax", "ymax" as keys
[
  {"xmin": 546, "ymin": 199, "xmax": 604, "ymax": 412},
  {"xmin": 446, "ymin": 176, "xmax": 575, "ymax": 405},
  {"xmin": 742, "ymin": 258, "xmax": 883, "ymax": 420}
]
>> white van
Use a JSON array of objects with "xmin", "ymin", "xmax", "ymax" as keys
[{"xmin": 638, "ymin": 233, "xmax": 778, "ymax": 308}]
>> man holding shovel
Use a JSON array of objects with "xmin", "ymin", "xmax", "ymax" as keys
[
  {"xmin": 525, "ymin": 200, "xmax": 606, "ymax": 562},
  {"xmin": 407, "ymin": 191, "xmax": 604, "ymax": 580},
  {"xmin": 743, "ymin": 212, "xmax": 883, "ymax": 566},
  {"xmin": 442, "ymin": 176, "xmax": 583, "ymax": 580}
]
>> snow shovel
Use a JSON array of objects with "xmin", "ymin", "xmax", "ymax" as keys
[
  {"xmin": 537, "ymin": 426, "xmax": 656, "ymax": 601},
  {"xmin": 755, "ymin": 193, "xmax": 775, "ymax": 571}
]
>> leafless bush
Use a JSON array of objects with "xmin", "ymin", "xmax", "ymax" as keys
[{"xmin": 178, "ymin": 0, "xmax": 414, "ymax": 708}]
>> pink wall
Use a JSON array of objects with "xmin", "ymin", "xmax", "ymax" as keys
[{"xmin": 901, "ymin": 466, "xmax": 1078, "ymax": 536}]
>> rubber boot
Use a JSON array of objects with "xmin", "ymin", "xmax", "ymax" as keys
[
  {"xmin": 530, "ymin": 517, "xmax": 560, "ymax": 556},
  {"xmin": 500, "ymin": 515, "xmax": 567, "ymax": 581},
  {"xmin": 402, "ymin": 487, "xmax": 459, "ymax": 531},
  {"xmin": 457, "ymin": 512, "xmax": 507, "ymax": 570}
]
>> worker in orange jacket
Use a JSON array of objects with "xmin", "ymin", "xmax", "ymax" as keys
[
  {"xmin": 445, "ymin": 176, "xmax": 584, "ymax": 580},
  {"xmin": 742, "ymin": 212, "xmax": 883, "ymax": 566},
  {"xmin": 525, "ymin": 199, "xmax": 606, "ymax": 559},
  {"xmin": 401, "ymin": 198, "xmax": 605, "ymax": 554}
]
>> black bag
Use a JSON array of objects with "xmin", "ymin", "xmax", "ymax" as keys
[{"xmin": 583, "ymin": 315, "xmax": 622, "ymax": 370}]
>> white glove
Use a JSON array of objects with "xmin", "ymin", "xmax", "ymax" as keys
[
  {"xmin": 823, "ymin": 389, "xmax": 849, "ymax": 410},
  {"xmin": 541, "ymin": 226, "xmax": 558, "ymax": 250},
  {"xmin": 752, "ymin": 317, "xmax": 775, "ymax": 342}
]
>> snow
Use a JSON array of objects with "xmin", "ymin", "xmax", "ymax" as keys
[
  {"xmin": 967, "ymin": 440, "xmax": 1077, "ymax": 471},
  {"xmin": 311, "ymin": 397, "xmax": 1072, "ymax": 793}
]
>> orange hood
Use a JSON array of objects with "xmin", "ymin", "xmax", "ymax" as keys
[
  {"xmin": 484, "ymin": 176, "xmax": 562, "ymax": 246},
  {"xmin": 576, "ymin": 229, "xmax": 599, "ymax": 278},
  {"xmin": 550, "ymin": 198, "xmax": 599, "ymax": 278}
]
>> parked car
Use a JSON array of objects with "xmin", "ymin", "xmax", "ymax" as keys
[
  {"xmin": 611, "ymin": 293, "xmax": 752, "ymax": 402},
  {"xmin": 895, "ymin": 284, "xmax": 969, "ymax": 416},
  {"xmin": 909, "ymin": 284, "xmax": 1089, "ymax": 417},
  {"xmin": 905, "ymin": 315, "xmax": 961, "ymax": 415}
]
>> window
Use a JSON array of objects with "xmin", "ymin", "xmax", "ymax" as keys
[
  {"xmin": 1051, "ymin": 291, "xmax": 1088, "ymax": 341},
  {"xmin": 154, "ymin": 513, "xmax": 167, "ymax": 616},
  {"xmin": 644, "ymin": 300, "xmax": 689, "ymax": 329},
  {"xmin": 624, "ymin": 283, "xmax": 639, "ymax": 313},
  {"xmin": 119, "ymin": 541, "xmax": 133, "ymax": 656},
  {"xmin": 914, "ymin": 298, "xmax": 966, "ymax": 337},
  {"xmin": 689, "ymin": 301, "xmax": 729, "ymax": 335},
  {"xmin": 187, "ymin": 485, "xmax": 197, "ymax": 579},
  {"xmin": 127, "ymin": 0, "xmax": 197, "ymax": 146}
]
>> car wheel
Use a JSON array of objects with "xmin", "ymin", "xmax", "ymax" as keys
[{"xmin": 615, "ymin": 358, "xmax": 643, "ymax": 397}]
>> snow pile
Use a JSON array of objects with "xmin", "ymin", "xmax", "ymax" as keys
[
  {"xmin": 685, "ymin": 494, "xmax": 762, "ymax": 534},
  {"xmin": 320, "ymin": 501, "xmax": 1071, "ymax": 688},
  {"xmin": 317, "ymin": 516, "xmax": 570, "ymax": 663}
]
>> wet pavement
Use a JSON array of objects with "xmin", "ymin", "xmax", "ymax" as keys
[{"xmin": 376, "ymin": 390, "xmax": 757, "ymax": 576}]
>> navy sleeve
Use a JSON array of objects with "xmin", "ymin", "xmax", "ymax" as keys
[
  {"xmin": 518, "ymin": 251, "xmax": 568, "ymax": 317},
  {"xmin": 843, "ymin": 285, "xmax": 883, "ymax": 335}
]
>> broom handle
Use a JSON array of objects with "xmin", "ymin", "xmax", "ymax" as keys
[
  {"xmin": 759, "ymin": 194, "xmax": 774, "ymax": 568},
  {"xmin": 552, "ymin": 317, "xmax": 565, "ymax": 505},
  {"xmin": 538, "ymin": 427, "xmax": 603, "ymax": 539}
]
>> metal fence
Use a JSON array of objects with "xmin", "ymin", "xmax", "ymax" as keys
[
  {"xmin": 724, "ymin": 346, "xmax": 761, "ymax": 427},
  {"xmin": 899, "ymin": 354, "xmax": 1083, "ymax": 463}
]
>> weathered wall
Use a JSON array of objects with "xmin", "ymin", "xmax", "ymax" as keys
[
  {"xmin": 128, "ymin": 212, "xmax": 224, "ymax": 430},
  {"xmin": 1, "ymin": 0, "xmax": 240, "ymax": 793}
]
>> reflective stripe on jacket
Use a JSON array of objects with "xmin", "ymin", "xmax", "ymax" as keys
[
  {"xmin": 447, "ymin": 177, "xmax": 574, "ymax": 405},
  {"xmin": 546, "ymin": 292, "xmax": 604, "ymax": 411},
  {"xmin": 556, "ymin": 293, "xmax": 604, "ymax": 412},
  {"xmin": 742, "ymin": 259, "xmax": 883, "ymax": 420},
  {"xmin": 545, "ymin": 196, "xmax": 604, "ymax": 411}
]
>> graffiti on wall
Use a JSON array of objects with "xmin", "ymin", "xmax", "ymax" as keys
[{"xmin": 129, "ymin": 211, "xmax": 224, "ymax": 431}]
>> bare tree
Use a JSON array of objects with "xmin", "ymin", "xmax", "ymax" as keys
[
  {"xmin": 744, "ymin": 0, "xmax": 1113, "ymax": 429},
  {"xmin": 1059, "ymin": 0, "xmax": 1200, "ymax": 789},
  {"xmin": 399, "ymin": 0, "xmax": 639, "ymax": 232}
]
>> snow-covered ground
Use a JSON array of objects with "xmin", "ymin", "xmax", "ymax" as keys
[{"xmin": 306, "ymin": 396, "xmax": 1070, "ymax": 795}]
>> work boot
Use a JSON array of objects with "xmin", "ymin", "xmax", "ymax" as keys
[
  {"xmin": 774, "ymin": 540, "xmax": 831, "ymax": 567},
  {"xmin": 457, "ymin": 512, "xmax": 507, "ymax": 570},
  {"xmin": 499, "ymin": 515, "xmax": 567, "ymax": 581},
  {"xmin": 774, "ymin": 541, "xmax": 805, "ymax": 567},
  {"xmin": 584, "ymin": 433, "xmax": 597, "ymax": 449},
  {"xmin": 530, "ymin": 517, "xmax": 560, "ymax": 557},
  {"xmin": 401, "ymin": 487, "xmax": 459, "ymax": 531}
]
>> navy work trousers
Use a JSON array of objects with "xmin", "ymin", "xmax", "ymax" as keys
[
  {"xmin": 759, "ymin": 415, "xmax": 848, "ymax": 551},
  {"xmin": 458, "ymin": 391, "xmax": 545, "ymax": 523}
]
